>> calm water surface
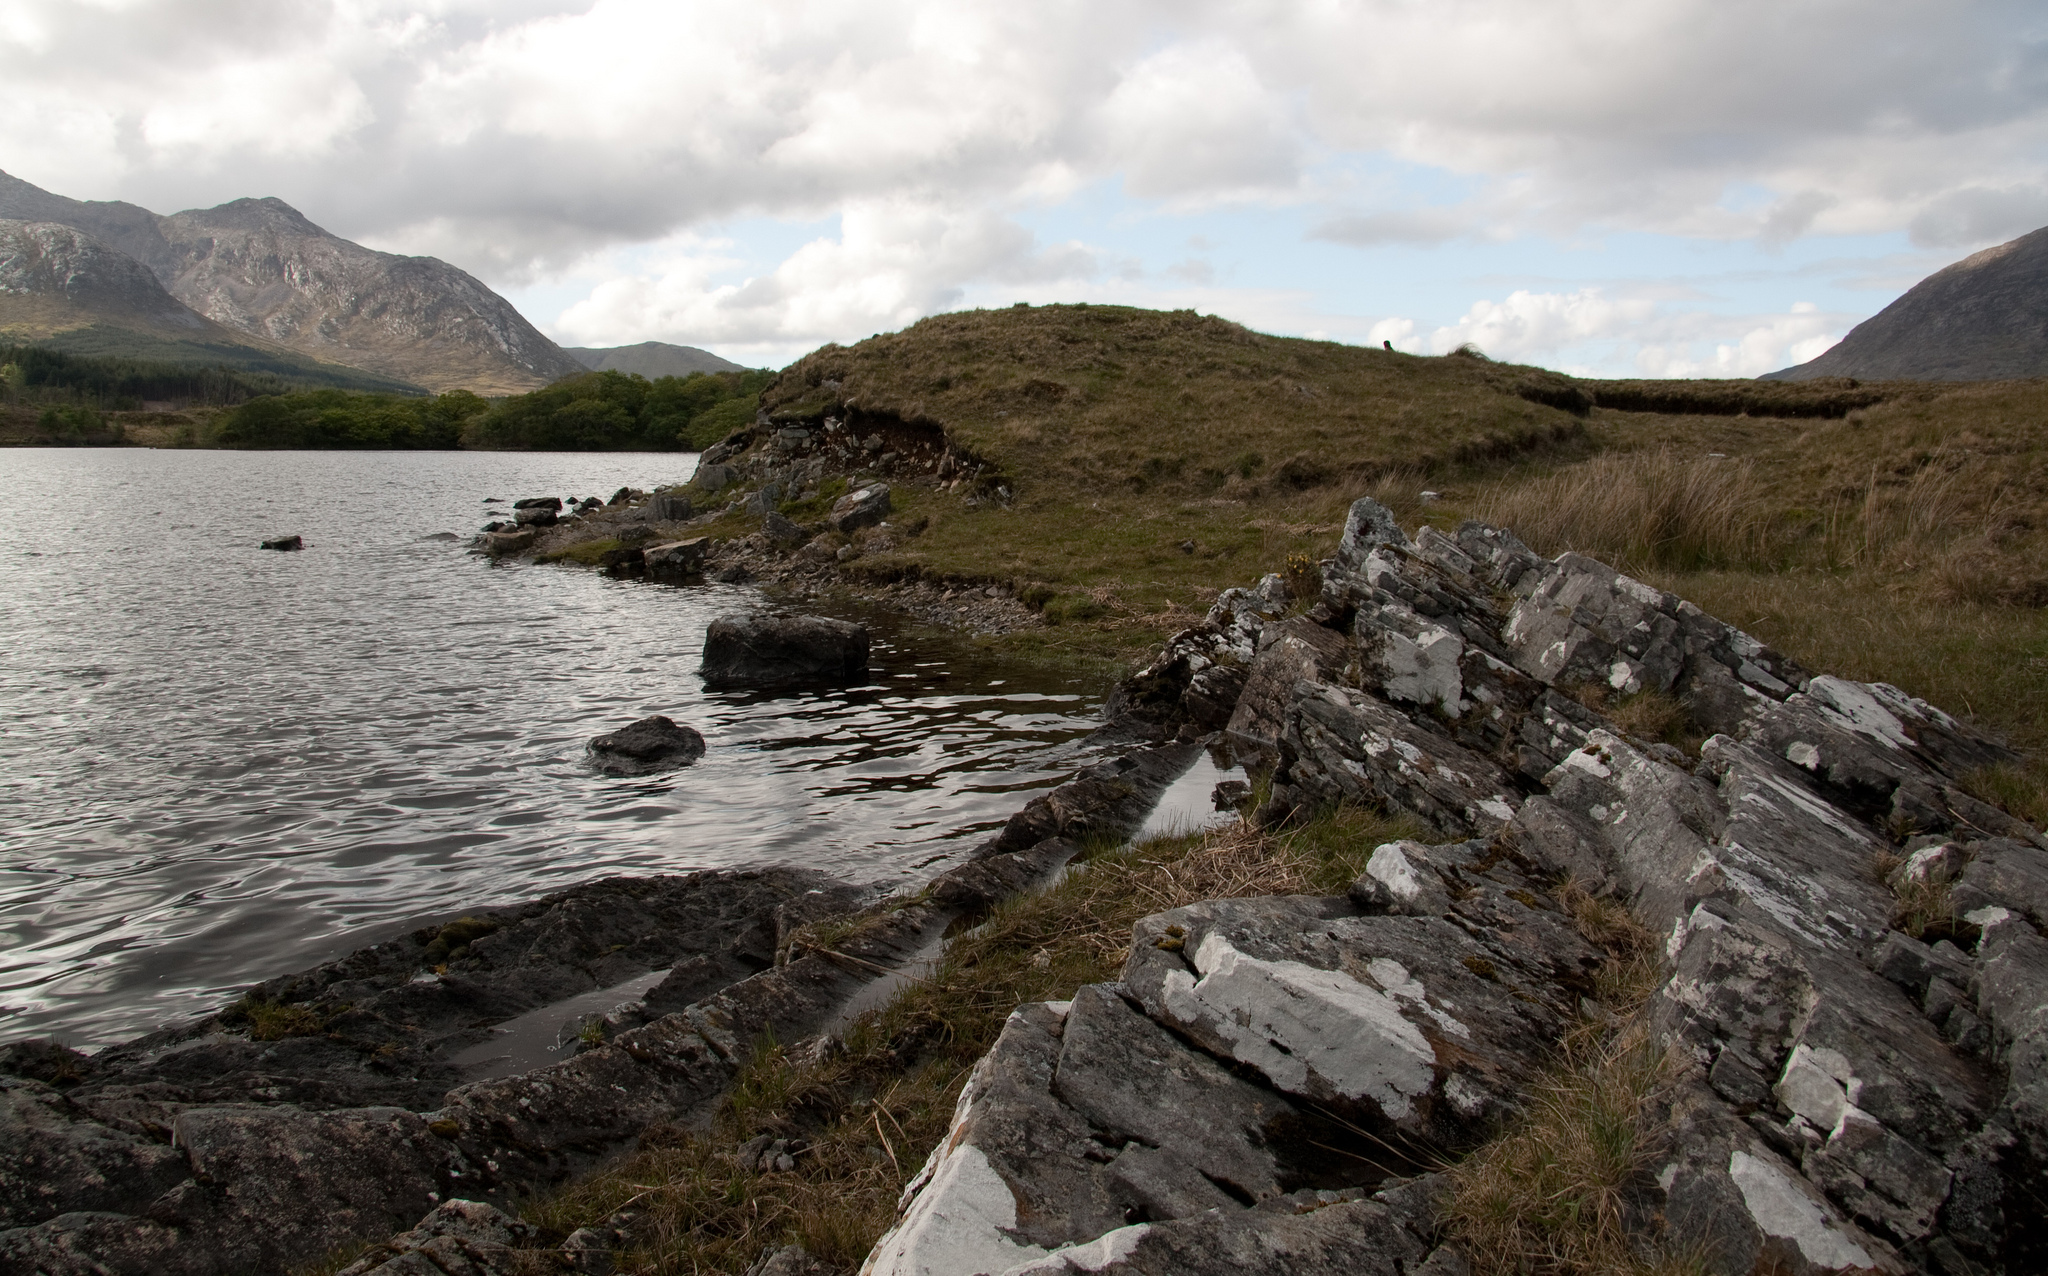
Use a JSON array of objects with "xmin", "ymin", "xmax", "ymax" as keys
[{"xmin": 0, "ymin": 448, "xmax": 1106, "ymax": 1046}]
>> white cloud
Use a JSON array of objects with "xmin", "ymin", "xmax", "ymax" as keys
[
  {"xmin": 1425, "ymin": 289, "xmax": 1658, "ymax": 361},
  {"xmin": 1399, "ymin": 291, "xmax": 1845, "ymax": 376},
  {"xmin": 548, "ymin": 200, "xmax": 1102, "ymax": 365},
  {"xmin": 0, "ymin": 0, "xmax": 2038, "ymax": 369}
]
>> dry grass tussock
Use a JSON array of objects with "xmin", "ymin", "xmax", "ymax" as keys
[
  {"xmin": 524, "ymin": 806, "xmax": 1421, "ymax": 1273},
  {"xmin": 1446, "ymin": 882, "xmax": 1703, "ymax": 1276}
]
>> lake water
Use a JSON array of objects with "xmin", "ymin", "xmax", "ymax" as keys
[{"xmin": 0, "ymin": 448, "xmax": 1107, "ymax": 1047}]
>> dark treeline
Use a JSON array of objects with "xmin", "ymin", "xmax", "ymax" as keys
[
  {"xmin": 208, "ymin": 367, "xmax": 774, "ymax": 451},
  {"xmin": 211, "ymin": 389, "xmax": 492, "ymax": 449},
  {"xmin": 4, "ymin": 346, "xmax": 773, "ymax": 451},
  {"xmin": 463, "ymin": 368, "xmax": 775, "ymax": 451},
  {"xmin": 0, "ymin": 345, "xmax": 318, "ymax": 409}
]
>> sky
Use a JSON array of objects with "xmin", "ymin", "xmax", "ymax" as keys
[{"xmin": 3, "ymin": 1, "xmax": 2045, "ymax": 373}]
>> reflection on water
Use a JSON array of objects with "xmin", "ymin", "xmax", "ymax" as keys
[{"xmin": 0, "ymin": 448, "xmax": 1106, "ymax": 1046}]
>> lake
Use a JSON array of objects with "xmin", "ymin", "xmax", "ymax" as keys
[{"xmin": 0, "ymin": 448, "xmax": 1106, "ymax": 1046}]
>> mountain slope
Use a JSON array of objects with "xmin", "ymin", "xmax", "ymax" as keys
[
  {"xmin": 1, "ymin": 219, "xmax": 426, "ymax": 393},
  {"xmin": 0, "ymin": 170, "xmax": 584, "ymax": 395},
  {"xmin": 0, "ymin": 219, "xmax": 209, "ymax": 334},
  {"xmin": 567, "ymin": 341, "xmax": 745, "ymax": 377},
  {"xmin": 1765, "ymin": 224, "xmax": 2048, "ymax": 381}
]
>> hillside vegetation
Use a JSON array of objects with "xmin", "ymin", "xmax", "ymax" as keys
[
  {"xmin": 710, "ymin": 304, "xmax": 2047, "ymax": 757},
  {"xmin": 466, "ymin": 367, "xmax": 773, "ymax": 451}
]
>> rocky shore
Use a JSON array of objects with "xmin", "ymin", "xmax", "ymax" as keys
[
  {"xmin": 472, "ymin": 421, "xmax": 1047, "ymax": 639},
  {"xmin": 7, "ymin": 488, "xmax": 2047, "ymax": 1275}
]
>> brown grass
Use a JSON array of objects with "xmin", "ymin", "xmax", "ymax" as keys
[
  {"xmin": 525, "ymin": 806, "xmax": 1422, "ymax": 1273},
  {"xmin": 1446, "ymin": 884, "xmax": 1700, "ymax": 1276},
  {"xmin": 1467, "ymin": 449, "xmax": 1777, "ymax": 573}
]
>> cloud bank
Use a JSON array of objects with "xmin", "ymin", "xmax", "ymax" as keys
[{"xmin": 2, "ymin": 0, "xmax": 2042, "ymax": 369}]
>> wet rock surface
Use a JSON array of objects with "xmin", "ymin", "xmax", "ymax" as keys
[
  {"xmin": 586, "ymin": 714, "xmax": 706, "ymax": 775},
  {"xmin": 0, "ymin": 869, "xmax": 844, "ymax": 1274},
  {"xmin": 700, "ymin": 613, "xmax": 871, "ymax": 688}
]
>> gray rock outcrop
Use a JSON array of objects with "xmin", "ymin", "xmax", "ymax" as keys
[{"xmin": 867, "ymin": 497, "xmax": 2048, "ymax": 1276}]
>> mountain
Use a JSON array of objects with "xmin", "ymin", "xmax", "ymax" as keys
[
  {"xmin": 1, "ymin": 218, "xmax": 209, "ymax": 334},
  {"xmin": 0, "ymin": 218, "xmax": 423, "ymax": 393},
  {"xmin": 566, "ymin": 341, "xmax": 746, "ymax": 377},
  {"xmin": 1765, "ymin": 224, "xmax": 2048, "ymax": 381},
  {"xmin": 0, "ymin": 170, "xmax": 585, "ymax": 396}
]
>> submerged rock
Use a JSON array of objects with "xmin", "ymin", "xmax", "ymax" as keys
[
  {"xmin": 587, "ymin": 714, "xmax": 706, "ymax": 775},
  {"xmin": 258, "ymin": 535, "xmax": 302, "ymax": 551},
  {"xmin": 700, "ymin": 613, "xmax": 869, "ymax": 688}
]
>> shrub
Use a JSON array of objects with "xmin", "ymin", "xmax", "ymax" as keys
[{"xmin": 1041, "ymin": 593, "xmax": 1107, "ymax": 625}]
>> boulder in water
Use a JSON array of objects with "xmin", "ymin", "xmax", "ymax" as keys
[
  {"xmin": 700, "ymin": 614, "xmax": 869, "ymax": 687},
  {"xmin": 587, "ymin": 714, "xmax": 706, "ymax": 774},
  {"xmin": 644, "ymin": 537, "xmax": 710, "ymax": 579},
  {"xmin": 259, "ymin": 535, "xmax": 304, "ymax": 551},
  {"xmin": 478, "ymin": 528, "xmax": 535, "ymax": 555},
  {"xmin": 511, "ymin": 496, "xmax": 562, "ymax": 511},
  {"xmin": 513, "ymin": 506, "xmax": 557, "ymax": 528}
]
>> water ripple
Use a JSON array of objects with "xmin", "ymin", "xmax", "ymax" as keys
[{"xmin": 0, "ymin": 448, "xmax": 1105, "ymax": 1045}]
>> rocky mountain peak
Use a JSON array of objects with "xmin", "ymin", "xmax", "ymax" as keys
[{"xmin": 0, "ymin": 169, "xmax": 586, "ymax": 395}]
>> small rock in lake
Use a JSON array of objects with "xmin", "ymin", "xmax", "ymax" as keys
[
  {"xmin": 587, "ymin": 714, "xmax": 706, "ymax": 774},
  {"xmin": 260, "ymin": 535, "xmax": 303, "ymax": 551},
  {"xmin": 701, "ymin": 613, "xmax": 870, "ymax": 687},
  {"xmin": 512, "ymin": 496, "xmax": 563, "ymax": 511}
]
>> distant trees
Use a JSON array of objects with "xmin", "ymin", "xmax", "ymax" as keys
[
  {"xmin": 2, "ymin": 348, "xmax": 773, "ymax": 453},
  {"xmin": 464, "ymin": 368, "xmax": 773, "ymax": 452},
  {"xmin": 0, "ymin": 344, "xmax": 296, "ymax": 408},
  {"xmin": 211, "ymin": 389, "xmax": 489, "ymax": 449}
]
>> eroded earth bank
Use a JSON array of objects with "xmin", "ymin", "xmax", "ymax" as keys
[{"xmin": 6, "ymin": 496, "xmax": 2048, "ymax": 1276}]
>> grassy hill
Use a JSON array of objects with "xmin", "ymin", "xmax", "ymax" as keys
[{"xmin": 705, "ymin": 304, "xmax": 2048, "ymax": 759}]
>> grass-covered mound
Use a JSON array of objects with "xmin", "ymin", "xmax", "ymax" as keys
[{"xmin": 675, "ymin": 303, "xmax": 2048, "ymax": 759}]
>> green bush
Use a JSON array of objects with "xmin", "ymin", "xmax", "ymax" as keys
[
  {"xmin": 211, "ymin": 388, "xmax": 487, "ymax": 449},
  {"xmin": 466, "ymin": 368, "xmax": 772, "ymax": 452},
  {"xmin": 1041, "ymin": 593, "xmax": 1107, "ymax": 625}
]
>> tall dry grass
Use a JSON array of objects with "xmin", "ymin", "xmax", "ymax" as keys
[
  {"xmin": 1466, "ymin": 449, "xmax": 1777, "ymax": 573},
  {"xmin": 1467, "ymin": 445, "xmax": 1988, "ymax": 578}
]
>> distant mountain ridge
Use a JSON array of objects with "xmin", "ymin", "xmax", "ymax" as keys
[
  {"xmin": 1766, "ymin": 224, "xmax": 2048, "ymax": 381},
  {"xmin": 0, "ymin": 170, "xmax": 585, "ymax": 395},
  {"xmin": 567, "ymin": 341, "xmax": 745, "ymax": 377}
]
